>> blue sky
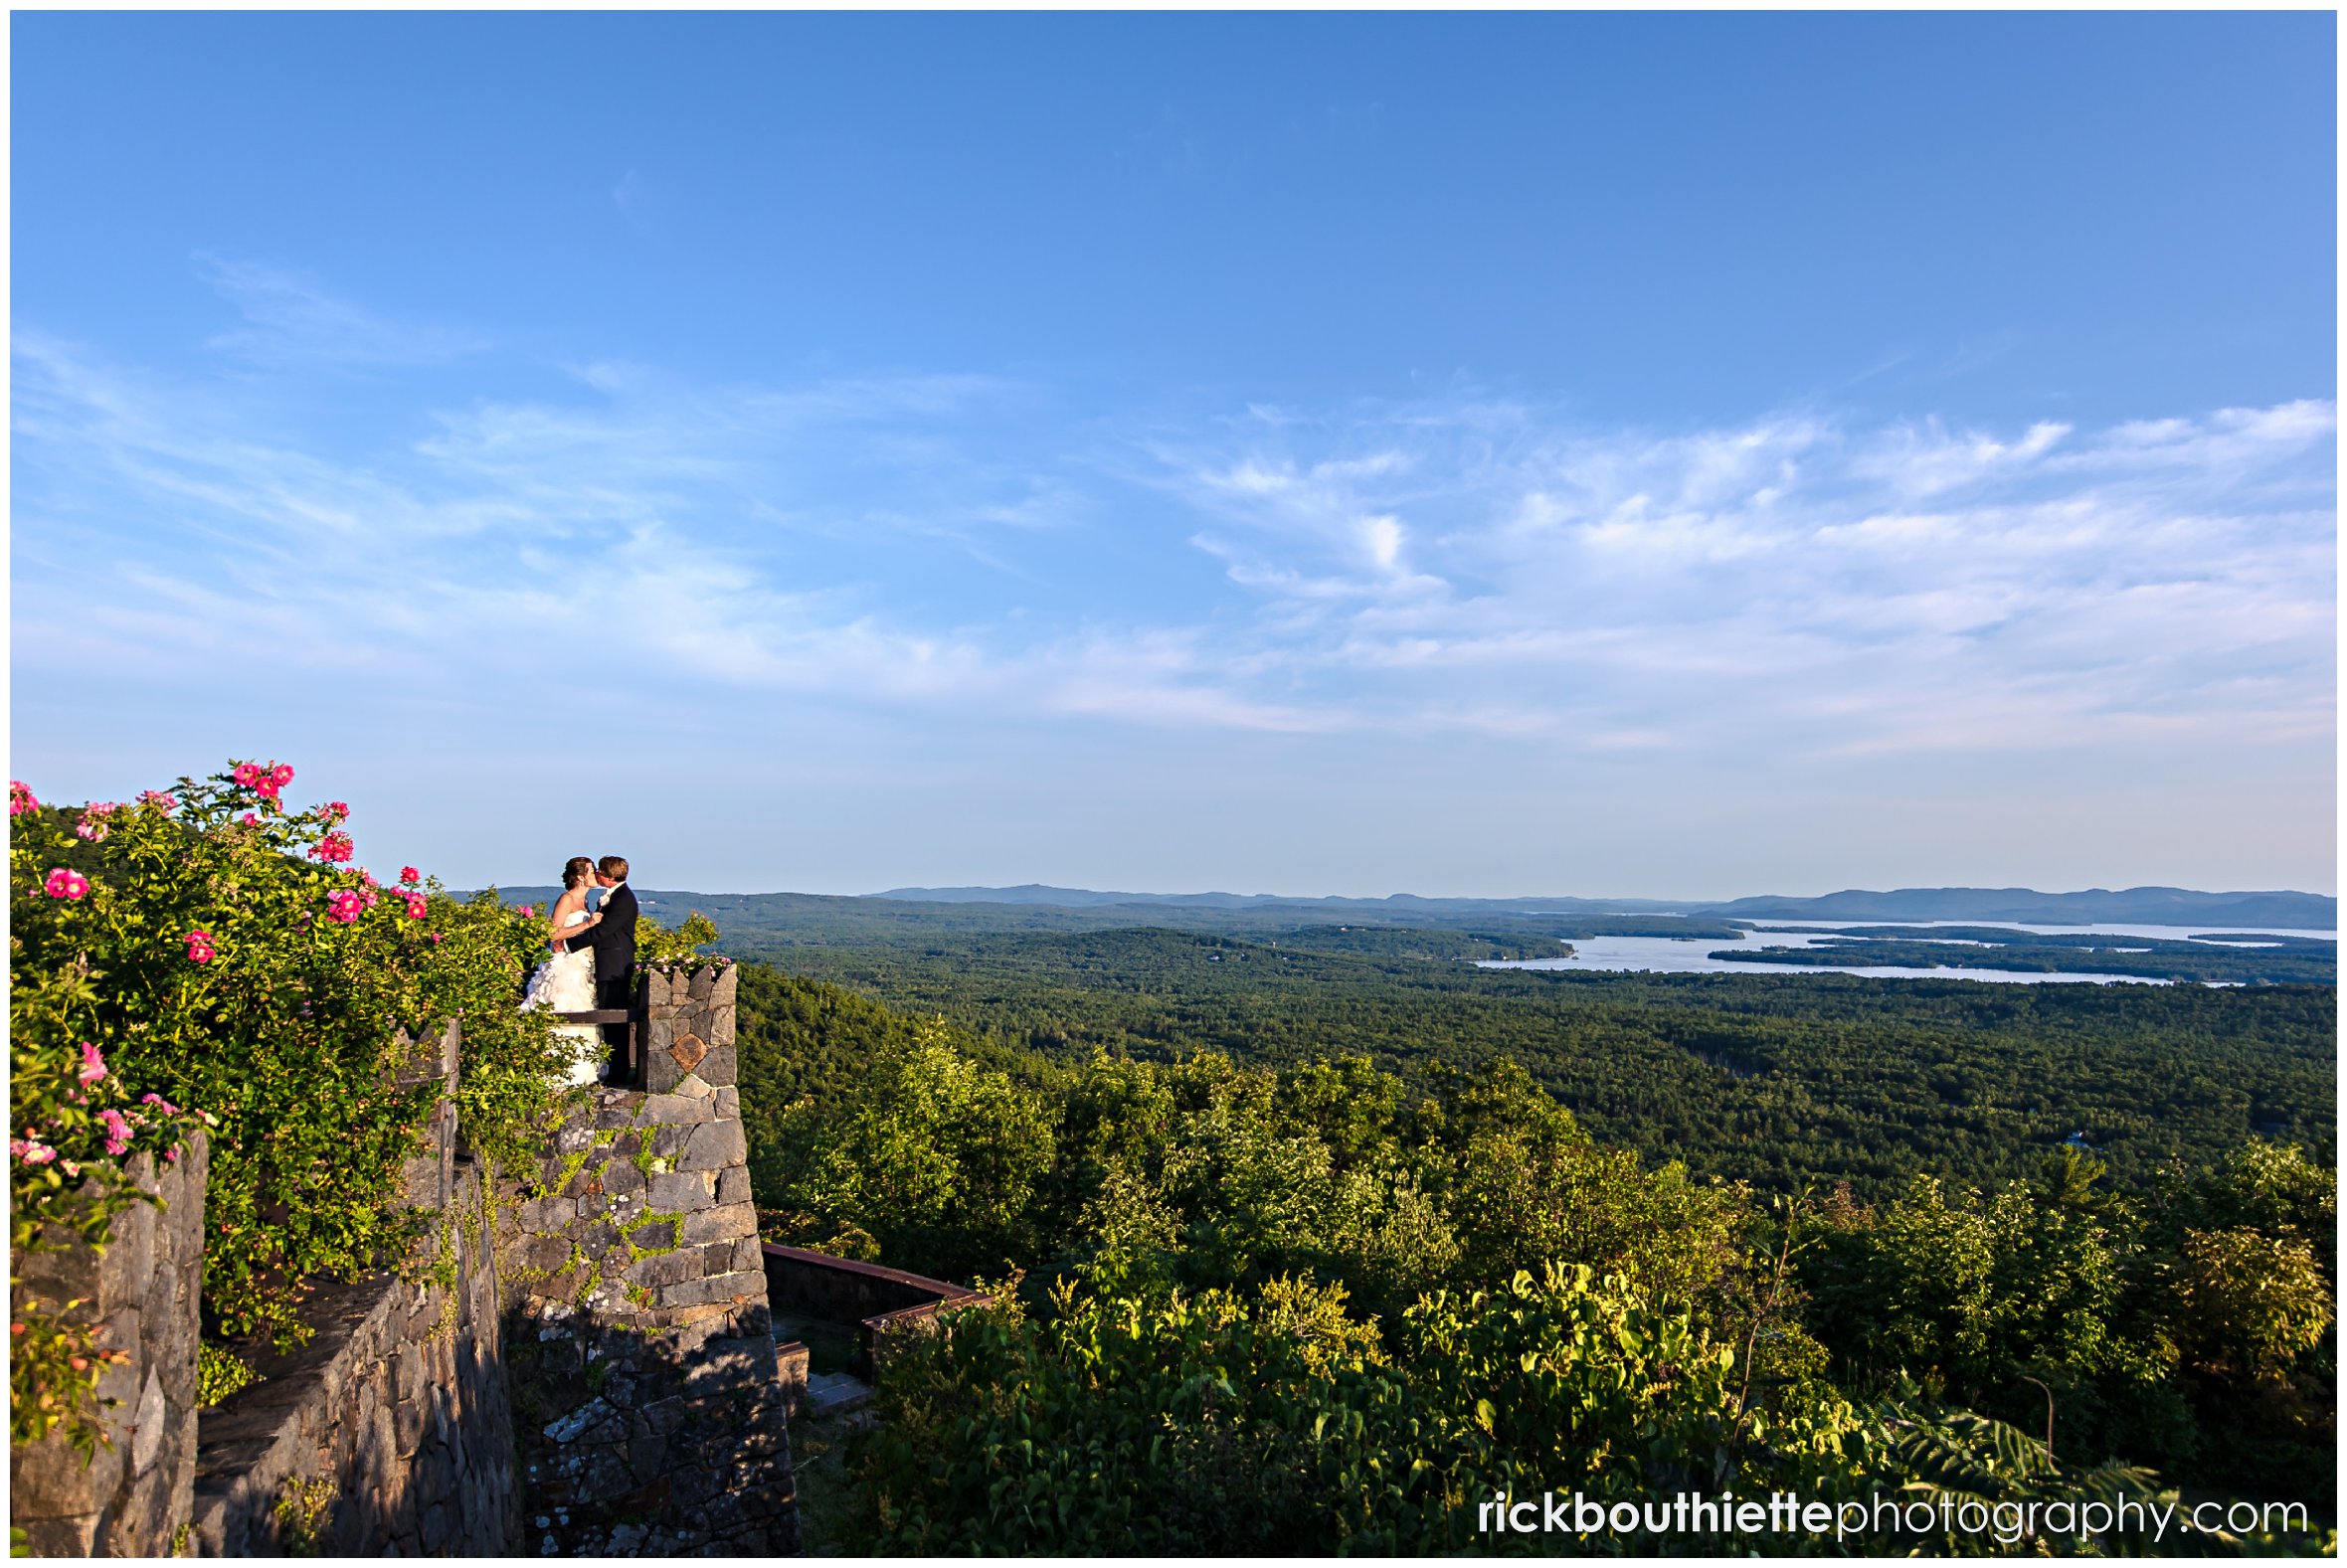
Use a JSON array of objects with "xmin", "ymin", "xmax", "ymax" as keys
[{"xmin": 11, "ymin": 12, "xmax": 2336, "ymax": 898}]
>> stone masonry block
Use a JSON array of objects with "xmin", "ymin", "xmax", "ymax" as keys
[
  {"xmin": 97, "ymin": 1187, "xmax": 158, "ymax": 1306},
  {"xmin": 394, "ymin": 1395, "xmax": 430, "ymax": 1457},
  {"xmin": 641, "ymin": 1094, "xmax": 715, "ymax": 1127},
  {"xmin": 513, "ymin": 1197, "xmax": 568, "ymax": 1234},
  {"xmin": 654, "ymin": 1272, "xmax": 762, "ymax": 1310},
  {"xmin": 594, "ymin": 1095, "xmax": 650, "ymax": 1131},
  {"xmin": 395, "ymin": 1344, "xmax": 428, "ymax": 1407},
  {"xmin": 690, "ymin": 1334, "xmax": 779, "ymax": 1388},
  {"xmin": 15, "ymin": 1516, "xmax": 101, "ymax": 1555},
  {"xmin": 679, "ymin": 1201, "xmax": 757, "ymax": 1248},
  {"xmin": 678, "ymin": 1119, "xmax": 747, "ymax": 1174},
  {"xmin": 625, "ymin": 1216, "xmax": 678, "ymax": 1253},
  {"xmin": 129, "ymin": 1365, "xmax": 169, "ymax": 1476},
  {"xmin": 716, "ymin": 1167, "xmax": 750, "ymax": 1206},
  {"xmin": 519, "ymin": 1233, "xmax": 575, "ymax": 1277},
  {"xmin": 641, "ymin": 1025, "xmax": 679, "ymax": 1094},
  {"xmin": 626, "ymin": 1251, "xmax": 700, "ymax": 1291},
  {"xmin": 11, "ymin": 1404, "xmax": 128, "ymax": 1519},
  {"xmin": 646, "ymin": 1171, "xmax": 716, "ymax": 1212},
  {"xmin": 695, "ymin": 1043, "xmax": 738, "ymax": 1089}
]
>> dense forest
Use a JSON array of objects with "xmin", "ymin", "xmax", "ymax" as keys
[
  {"xmin": 734, "ymin": 960, "xmax": 2335, "ymax": 1553},
  {"xmin": 720, "ymin": 925, "xmax": 2333, "ymax": 1199}
]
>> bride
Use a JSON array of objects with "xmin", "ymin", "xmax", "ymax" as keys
[{"xmin": 522, "ymin": 856, "xmax": 606, "ymax": 1086}]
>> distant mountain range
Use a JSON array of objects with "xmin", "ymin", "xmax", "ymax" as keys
[
  {"xmin": 1705, "ymin": 887, "xmax": 2336, "ymax": 928},
  {"xmin": 463, "ymin": 880, "xmax": 2336, "ymax": 935},
  {"xmin": 873, "ymin": 883, "xmax": 2338, "ymax": 930}
]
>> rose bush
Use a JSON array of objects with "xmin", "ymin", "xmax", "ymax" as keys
[{"xmin": 10, "ymin": 760, "xmax": 579, "ymax": 1398}]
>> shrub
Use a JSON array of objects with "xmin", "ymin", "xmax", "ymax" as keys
[{"xmin": 10, "ymin": 761, "xmax": 575, "ymax": 1378}]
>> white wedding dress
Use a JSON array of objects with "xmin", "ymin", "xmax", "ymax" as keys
[{"xmin": 523, "ymin": 910, "xmax": 602, "ymax": 1087}]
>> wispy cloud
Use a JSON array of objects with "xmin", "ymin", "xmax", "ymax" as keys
[
  {"xmin": 11, "ymin": 267, "xmax": 2336, "ymax": 774},
  {"xmin": 196, "ymin": 254, "xmax": 486, "ymax": 367},
  {"xmin": 1140, "ymin": 394, "xmax": 2335, "ymax": 756}
]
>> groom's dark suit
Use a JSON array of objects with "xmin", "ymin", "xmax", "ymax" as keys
[{"xmin": 561, "ymin": 881, "xmax": 638, "ymax": 1082}]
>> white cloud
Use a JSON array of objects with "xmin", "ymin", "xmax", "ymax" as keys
[
  {"xmin": 11, "ymin": 280, "xmax": 2335, "ymax": 777},
  {"xmin": 1140, "ymin": 393, "xmax": 2335, "ymax": 759},
  {"xmin": 196, "ymin": 254, "xmax": 485, "ymax": 367}
]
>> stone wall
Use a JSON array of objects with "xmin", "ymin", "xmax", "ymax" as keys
[
  {"xmin": 502, "ymin": 961, "xmax": 800, "ymax": 1556},
  {"xmin": 189, "ymin": 1168, "xmax": 515, "ymax": 1555},
  {"xmin": 188, "ymin": 1020, "xmax": 519, "ymax": 1556},
  {"xmin": 9, "ymin": 1132, "xmax": 209, "ymax": 1557},
  {"xmin": 11, "ymin": 972, "xmax": 799, "ymax": 1559}
]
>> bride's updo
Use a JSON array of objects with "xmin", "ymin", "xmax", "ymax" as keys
[{"xmin": 562, "ymin": 856, "xmax": 595, "ymax": 891}]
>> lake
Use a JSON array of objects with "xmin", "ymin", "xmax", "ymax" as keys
[{"xmin": 1476, "ymin": 921, "xmax": 2339, "ymax": 986}]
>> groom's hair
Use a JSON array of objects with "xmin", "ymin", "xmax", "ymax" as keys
[
  {"xmin": 562, "ymin": 856, "xmax": 596, "ymax": 890},
  {"xmin": 599, "ymin": 855, "xmax": 630, "ymax": 882}
]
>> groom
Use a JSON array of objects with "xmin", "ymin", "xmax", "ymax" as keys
[{"xmin": 558, "ymin": 855, "xmax": 638, "ymax": 1083}]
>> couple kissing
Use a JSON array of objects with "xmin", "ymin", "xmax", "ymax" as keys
[{"xmin": 522, "ymin": 854, "xmax": 638, "ymax": 1085}]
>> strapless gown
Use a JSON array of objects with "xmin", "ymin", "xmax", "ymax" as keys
[{"xmin": 523, "ymin": 911, "xmax": 602, "ymax": 1086}]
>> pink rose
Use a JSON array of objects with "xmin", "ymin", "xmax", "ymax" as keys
[
  {"xmin": 43, "ymin": 868, "xmax": 90, "ymax": 900},
  {"xmin": 8, "ymin": 781, "xmax": 39, "ymax": 816},
  {"xmin": 78, "ymin": 1042, "xmax": 106, "ymax": 1087},
  {"xmin": 140, "ymin": 789, "xmax": 179, "ymax": 812},
  {"xmin": 405, "ymin": 895, "xmax": 428, "ymax": 920},
  {"xmin": 399, "ymin": 867, "xmax": 422, "ymax": 886},
  {"xmin": 307, "ymin": 830, "xmax": 354, "ymax": 864},
  {"xmin": 517, "ymin": 905, "xmax": 535, "ymax": 919},
  {"xmin": 238, "ymin": 811, "xmax": 260, "ymax": 826},
  {"xmin": 99, "ymin": 1108, "xmax": 133, "ymax": 1156},
  {"xmin": 233, "ymin": 763, "xmax": 261, "ymax": 788},
  {"xmin": 185, "ymin": 929, "xmax": 216, "ymax": 963},
  {"xmin": 325, "ymin": 890, "xmax": 363, "ymax": 924}
]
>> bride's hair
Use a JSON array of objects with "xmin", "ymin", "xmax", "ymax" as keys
[{"xmin": 562, "ymin": 856, "xmax": 596, "ymax": 890}]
